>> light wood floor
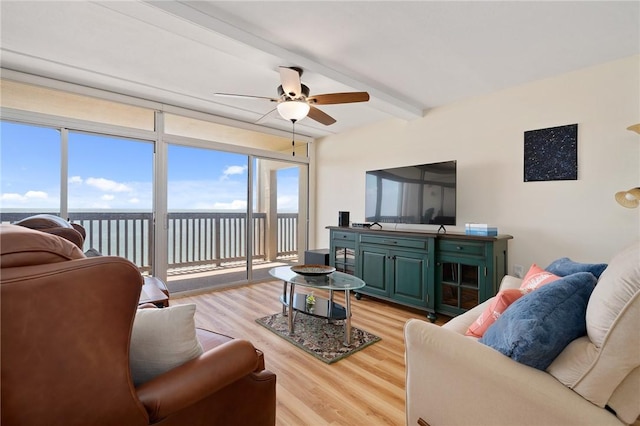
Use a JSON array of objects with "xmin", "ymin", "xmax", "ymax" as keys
[{"xmin": 173, "ymin": 281, "xmax": 450, "ymax": 426}]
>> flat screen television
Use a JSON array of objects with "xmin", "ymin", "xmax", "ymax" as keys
[{"xmin": 365, "ymin": 160, "xmax": 456, "ymax": 225}]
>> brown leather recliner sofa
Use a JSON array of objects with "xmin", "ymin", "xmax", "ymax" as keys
[{"xmin": 0, "ymin": 224, "xmax": 276, "ymax": 426}]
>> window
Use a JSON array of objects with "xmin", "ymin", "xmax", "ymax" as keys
[
  {"xmin": 1, "ymin": 78, "xmax": 311, "ymax": 292},
  {"xmin": 0, "ymin": 121, "xmax": 61, "ymax": 217},
  {"xmin": 68, "ymin": 132, "xmax": 154, "ymax": 271}
]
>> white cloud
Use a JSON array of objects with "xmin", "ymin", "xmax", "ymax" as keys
[
  {"xmin": 213, "ymin": 199, "xmax": 247, "ymax": 210},
  {"xmin": 222, "ymin": 165, "xmax": 247, "ymax": 180},
  {"xmin": 1, "ymin": 191, "xmax": 49, "ymax": 202},
  {"xmin": 66, "ymin": 180, "xmax": 152, "ymax": 210},
  {"xmin": 0, "ymin": 190, "xmax": 52, "ymax": 209},
  {"xmin": 169, "ymin": 179, "xmax": 246, "ymax": 210},
  {"xmin": 86, "ymin": 177, "xmax": 131, "ymax": 192},
  {"xmin": 25, "ymin": 191, "xmax": 48, "ymax": 199},
  {"xmin": 277, "ymin": 195, "xmax": 297, "ymax": 212},
  {"xmin": 1, "ymin": 193, "xmax": 25, "ymax": 201},
  {"xmin": 69, "ymin": 176, "xmax": 83, "ymax": 184}
]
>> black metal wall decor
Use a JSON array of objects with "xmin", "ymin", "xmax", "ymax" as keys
[{"xmin": 524, "ymin": 124, "xmax": 578, "ymax": 182}]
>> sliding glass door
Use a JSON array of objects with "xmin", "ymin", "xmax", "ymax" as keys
[
  {"xmin": 67, "ymin": 131, "xmax": 154, "ymax": 272},
  {"xmin": 164, "ymin": 144, "xmax": 308, "ymax": 293},
  {"xmin": 166, "ymin": 144, "xmax": 251, "ymax": 292},
  {"xmin": 251, "ymin": 157, "xmax": 306, "ymax": 281}
]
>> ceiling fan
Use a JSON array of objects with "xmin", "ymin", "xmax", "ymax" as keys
[{"xmin": 214, "ymin": 66, "xmax": 370, "ymax": 125}]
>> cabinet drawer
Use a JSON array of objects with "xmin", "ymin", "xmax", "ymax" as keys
[
  {"xmin": 438, "ymin": 240, "xmax": 485, "ymax": 256},
  {"xmin": 360, "ymin": 235, "xmax": 427, "ymax": 250},
  {"xmin": 332, "ymin": 231, "xmax": 355, "ymax": 241}
]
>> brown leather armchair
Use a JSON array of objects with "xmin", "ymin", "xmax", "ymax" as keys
[
  {"xmin": 13, "ymin": 213, "xmax": 86, "ymax": 249},
  {"xmin": 14, "ymin": 214, "xmax": 172, "ymax": 299},
  {"xmin": 0, "ymin": 224, "xmax": 276, "ymax": 426}
]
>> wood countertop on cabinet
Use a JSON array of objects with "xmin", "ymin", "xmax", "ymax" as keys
[{"xmin": 325, "ymin": 226, "xmax": 513, "ymax": 241}]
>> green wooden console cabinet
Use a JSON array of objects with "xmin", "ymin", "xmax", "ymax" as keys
[{"xmin": 327, "ymin": 226, "xmax": 512, "ymax": 321}]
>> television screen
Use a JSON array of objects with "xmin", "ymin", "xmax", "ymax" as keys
[{"xmin": 365, "ymin": 160, "xmax": 456, "ymax": 225}]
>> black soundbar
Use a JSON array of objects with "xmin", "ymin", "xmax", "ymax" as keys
[
  {"xmin": 351, "ymin": 222, "xmax": 372, "ymax": 228},
  {"xmin": 351, "ymin": 222, "xmax": 382, "ymax": 229}
]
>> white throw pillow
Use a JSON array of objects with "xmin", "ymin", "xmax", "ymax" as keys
[
  {"xmin": 549, "ymin": 241, "xmax": 640, "ymax": 409},
  {"xmin": 130, "ymin": 304, "xmax": 203, "ymax": 386}
]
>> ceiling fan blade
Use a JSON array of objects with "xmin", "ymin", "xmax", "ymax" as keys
[
  {"xmin": 307, "ymin": 92, "xmax": 370, "ymax": 105},
  {"xmin": 214, "ymin": 93, "xmax": 278, "ymax": 101},
  {"xmin": 279, "ymin": 66, "xmax": 302, "ymax": 98},
  {"xmin": 307, "ymin": 105, "xmax": 336, "ymax": 126}
]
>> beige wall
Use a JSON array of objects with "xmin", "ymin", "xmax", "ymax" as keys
[{"xmin": 313, "ymin": 55, "xmax": 640, "ymax": 274}]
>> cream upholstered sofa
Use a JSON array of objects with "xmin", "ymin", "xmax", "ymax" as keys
[{"xmin": 405, "ymin": 241, "xmax": 640, "ymax": 426}]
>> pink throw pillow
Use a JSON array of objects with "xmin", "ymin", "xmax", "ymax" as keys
[
  {"xmin": 465, "ymin": 289, "xmax": 524, "ymax": 338},
  {"xmin": 520, "ymin": 264, "xmax": 561, "ymax": 294}
]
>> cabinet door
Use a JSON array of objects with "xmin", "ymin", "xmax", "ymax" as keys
[
  {"xmin": 359, "ymin": 245, "xmax": 390, "ymax": 297},
  {"xmin": 390, "ymin": 249, "xmax": 429, "ymax": 307},
  {"xmin": 332, "ymin": 242, "xmax": 356, "ymax": 275},
  {"xmin": 330, "ymin": 231, "xmax": 357, "ymax": 275},
  {"xmin": 435, "ymin": 255, "xmax": 486, "ymax": 317}
]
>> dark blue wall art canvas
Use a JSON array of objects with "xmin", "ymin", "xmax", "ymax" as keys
[{"xmin": 524, "ymin": 124, "xmax": 578, "ymax": 182}]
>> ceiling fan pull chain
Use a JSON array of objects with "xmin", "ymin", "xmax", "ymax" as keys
[{"xmin": 291, "ymin": 119, "xmax": 296, "ymax": 156}]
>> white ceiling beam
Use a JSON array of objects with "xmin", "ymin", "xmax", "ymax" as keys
[{"xmin": 145, "ymin": 0, "xmax": 423, "ymax": 121}]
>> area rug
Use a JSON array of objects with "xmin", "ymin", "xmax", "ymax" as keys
[{"xmin": 256, "ymin": 312, "xmax": 381, "ymax": 364}]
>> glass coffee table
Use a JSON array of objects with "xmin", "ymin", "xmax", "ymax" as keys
[{"xmin": 269, "ymin": 266, "xmax": 365, "ymax": 345}]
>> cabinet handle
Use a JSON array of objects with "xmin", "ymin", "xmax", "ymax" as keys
[{"xmin": 456, "ymin": 246, "xmax": 463, "ymax": 250}]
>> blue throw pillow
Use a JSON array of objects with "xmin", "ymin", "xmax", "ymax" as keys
[
  {"xmin": 479, "ymin": 272, "xmax": 596, "ymax": 370},
  {"xmin": 546, "ymin": 257, "xmax": 607, "ymax": 279}
]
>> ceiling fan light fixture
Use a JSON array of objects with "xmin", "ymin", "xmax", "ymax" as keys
[
  {"xmin": 215, "ymin": 65, "xmax": 367, "ymax": 126},
  {"xmin": 615, "ymin": 187, "xmax": 640, "ymax": 208},
  {"xmin": 277, "ymin": 100, "xmax": 310, "ymax": 121},
  {"xmin": 627, "ymin": 123, "xmax": 640, "ymax": 134}
]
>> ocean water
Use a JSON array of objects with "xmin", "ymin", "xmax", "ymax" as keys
[{"xmin": 1, "ymin": 209, "xmax": 297, "ymax": 269}]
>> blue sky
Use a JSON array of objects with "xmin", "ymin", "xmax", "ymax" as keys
[{"xmin": 1, "ymin": 121, "xmax": 299, "ymax": 212}]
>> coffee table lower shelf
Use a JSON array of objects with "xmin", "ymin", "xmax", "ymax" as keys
[{"xmin": 279, "ymin": 293, "xmax": 347, "ymax": 320}]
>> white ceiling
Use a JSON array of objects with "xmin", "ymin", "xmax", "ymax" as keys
[{"xmin": 1, "ymin": 1, "xmax": 638, "ymax": 139}]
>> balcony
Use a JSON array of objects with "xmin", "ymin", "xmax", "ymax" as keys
[{"xmin": 1, "ymin": 211, "xmax": 299, "ymax": 293}]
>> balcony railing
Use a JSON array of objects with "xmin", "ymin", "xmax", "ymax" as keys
[{"xmin": 1, "ymin": 211, "xmax": 298, "ymax": 274}]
